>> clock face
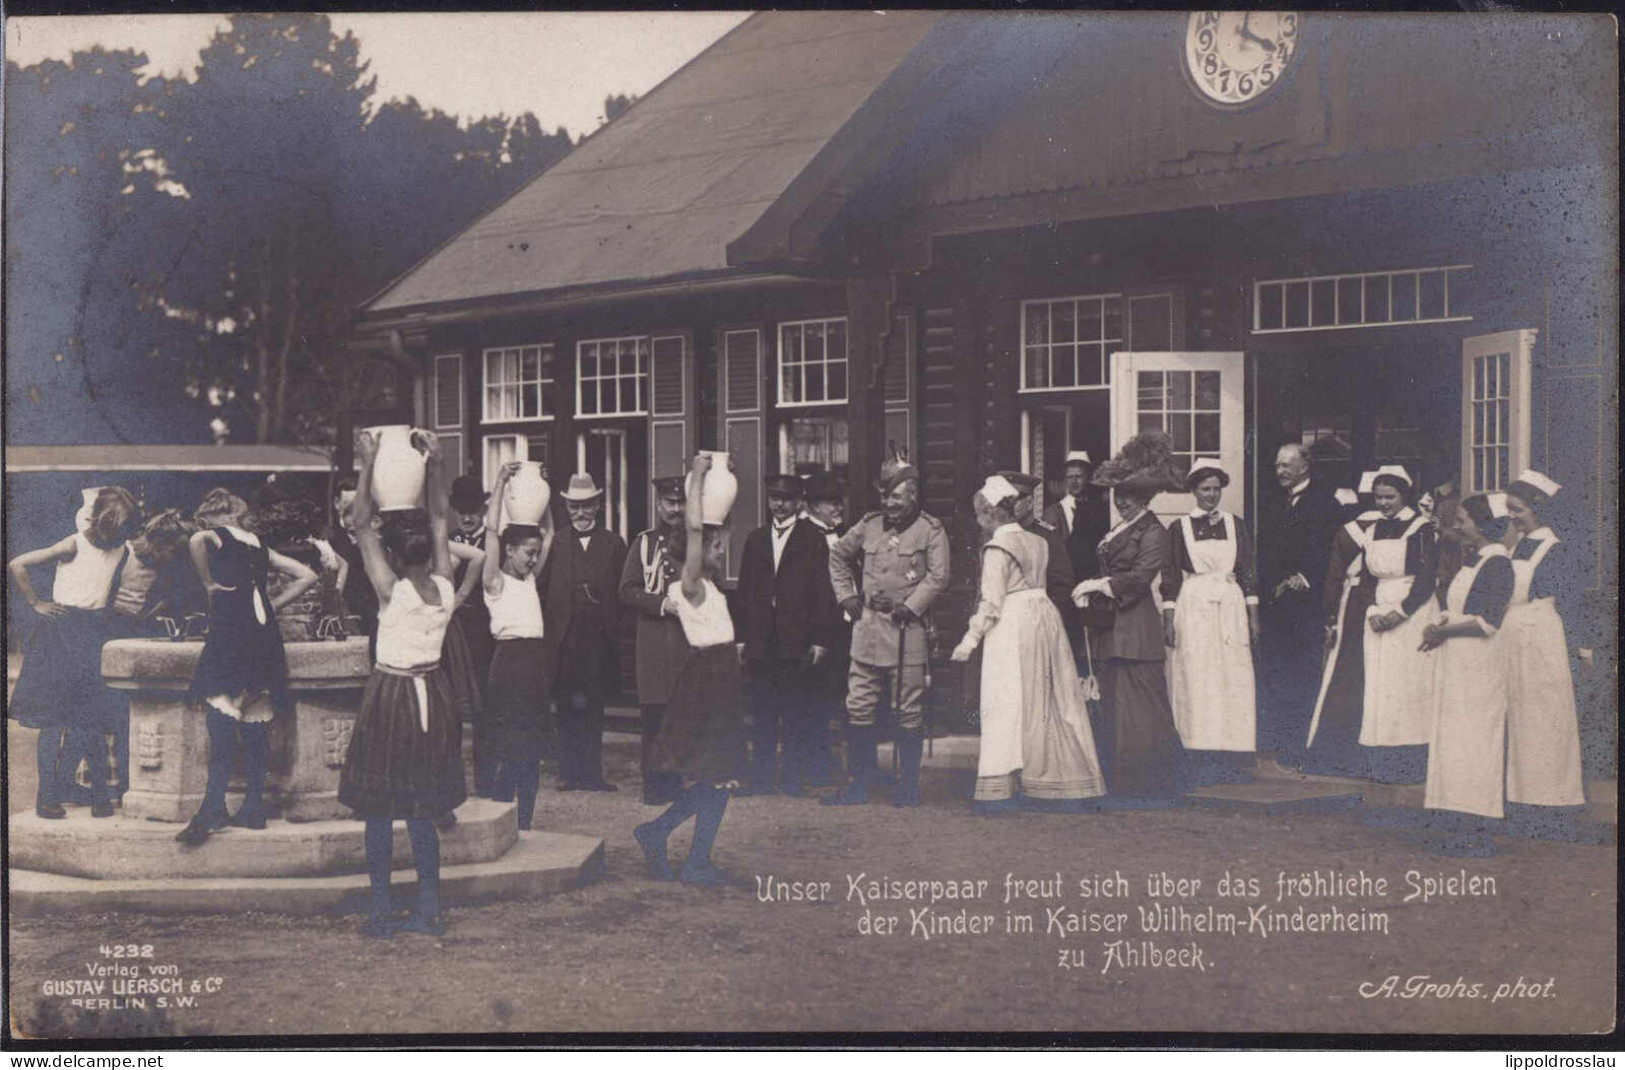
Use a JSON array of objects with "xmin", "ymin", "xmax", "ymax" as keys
[{"xmin": 1184, "ymin": 11, "xmax": 1301, "ymax": 106}]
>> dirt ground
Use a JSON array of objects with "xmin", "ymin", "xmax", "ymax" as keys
[{"xmin": 5, "ymin": 733, "xmax": 1617, "ymax": 1042}]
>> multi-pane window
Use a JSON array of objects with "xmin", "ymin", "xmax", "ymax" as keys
[
  {"xmin": 1253, "ymin": 265, "xmax": 1472, "ymax": 334},
  {"xmin": 1021, "ymin": 294, "xmax": 1124, "ymax": 391},
  {"xmin": 482, "ymin": 345, "xmax": 552, "ymax": 422},
  {"xmin": 778, "ymin": 317, "xmax": 849, "ymax": 406},
  {"xmin": 1136, "ymin": 369, "xmax": 1221, "ymax": 476},
  {"xmin": 576, "ymin": 336, "xmax": 649, "ymax": 417},
  {"xmin": 1468, "ymin": 349, "xmax": 1512, "ymax": 492},
  {"xmin": 780, "ymin": 416, "xmax": 850, "ymax": 482}
]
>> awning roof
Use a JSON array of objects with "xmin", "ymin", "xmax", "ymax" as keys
[
  {"xmin": 5, "ymin": 445, "xmax": 335, "ymax": 474},
  {"xmin": 364, "ymin": 12, "xmax": 941, "ymax": 316}
]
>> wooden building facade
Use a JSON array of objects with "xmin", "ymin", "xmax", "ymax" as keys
[{"xmin": 351, "ymin": 12, "xmax": 1616, "ymax": 746}]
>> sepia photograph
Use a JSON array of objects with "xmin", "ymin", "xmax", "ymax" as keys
[{"xmin": 2, "ymin": 7, "xmax": 1618, "ymax": 1046}]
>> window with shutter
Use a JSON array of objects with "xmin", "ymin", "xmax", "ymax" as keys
[
  {"xmin": 433, "ymin": 354, "xmax": 463, "ymax": 430},
  {"xmin": 649, "ymin": 333, "xmax": 692, "ymax": 515},
  {"xmin": 720, "ymin": 327, "xmax": 765, "ymax": 581}
]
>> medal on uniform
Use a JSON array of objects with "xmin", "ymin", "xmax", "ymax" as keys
[{"xmin": 906, "ymin": 567, "xmax": 918, "ymax": 583}]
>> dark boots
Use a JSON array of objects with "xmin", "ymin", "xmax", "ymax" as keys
[
  {"xmin": 893, "ymin": 731, "xmax": 924, "ymax": 808},
  {"xmin": 822, "ymin": 725, "xmax": 877, "ymax": 806}
]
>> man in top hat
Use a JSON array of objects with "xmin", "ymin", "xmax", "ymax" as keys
[
  {"xmin": 539, "ymin": 473, "xmax": 626, "ymax": 791},
  {"xmin": 800, "ymin": 470, "xmax": 849, "ymax": 787},
  {"xmin": 1044, "ymin": 451, "xmax": 1112, "ymax": 585},
  {"xmin": 825, "ymin": 453, "xmax": 950, "ymax": 807},
  {"xmin": 735, "ymin": 473, "xmax": 843, "ymax": 796},
  {"xmin": 449, "ymin": 474, "xmax": 498, "ymax": 795},
  {"xmin": 619, "ymin": 474, "xmax": 690, "ymax": 803}
]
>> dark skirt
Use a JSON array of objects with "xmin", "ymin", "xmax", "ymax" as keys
[
  {"xmin": 9, "ymin": 608, "xmax": 122, "ymax": 731},
  {"xmin": 1100, "ymin": 657, "xmax": 1186, "ymax": 797},
  {"xmin": 339, "ymin": 667, "xmax": 467, "ymax": 819},
  {"xmin": 186, "ymin": 594, "xmax": 293, "ymax": 716},
  {"xmin": 440, "ymin": 613, "xmax": 485, "ymax": 724},
  {"xmin": 486, "ymin": 638, "xmax": 553, "ymax": 764},
  {"xmin": 649, "ymin": 644, "xmax": 747, "ymax": 786}
]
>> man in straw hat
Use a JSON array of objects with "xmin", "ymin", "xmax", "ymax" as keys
[
  {"xmin": 1044, "ymin": 450, "xmax": 1112, "ymax": 592},
  {"xmin": 825, "ymin": 451, "xmax": 950, "ymax": 807},
  {"xmin": 619, "ymin": 475, "xmax": 690, "ymax": 804},
  {"xmin": 735, "ymin": 473, "xmax": 843, "ymax": 796},
  {"xmin": 540, "ymin": 473, "xmax": 626, "ymax": 792}
]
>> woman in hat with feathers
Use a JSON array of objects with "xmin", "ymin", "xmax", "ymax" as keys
[
  {"xmin": 1500, "ymin": 470, "xmax": 1587, "ymax": 832},
  {"xmin": 1303, "ymin": 465, "xmax": 1437, "ymax": 783},
  {"xmin": 1070, "ymin": 431, "xmax": 1187, "ymax": 806}
]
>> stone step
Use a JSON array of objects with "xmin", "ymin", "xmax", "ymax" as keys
[
  {"xmin": 10, "ymin": 829, "xmax": 604, "ymax": 917},
  {"xmin": 10, "ymin": 798, "xmax": 519, "ymax": 881}
]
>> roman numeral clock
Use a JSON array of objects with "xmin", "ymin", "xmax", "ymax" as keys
[{"xmin": 1184, "ymin": 11, "xmax": 1301, "ymax": 106}]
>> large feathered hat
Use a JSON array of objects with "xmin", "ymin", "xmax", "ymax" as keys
[{"xmin": 1091, "ymin": 430, "xmax": 1187, "ymax": 493}]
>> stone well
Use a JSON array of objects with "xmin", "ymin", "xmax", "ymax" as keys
[{"xmin": 8, "ymin": 637, "xmax": 603, "ymax": 915}]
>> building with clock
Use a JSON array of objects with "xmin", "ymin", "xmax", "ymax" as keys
[{"xmin": 349, "ymin": 11, "xmax": 1615, "ymax": 748}]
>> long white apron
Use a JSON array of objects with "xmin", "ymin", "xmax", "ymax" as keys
[
  {"xmin": 1168, "ymin": 514, "xmax": 1256, "ymax": 751},
  {"xmin": 1503, "ymin": 538, "xmax": 1585, "ymax": 806},
  {"xmin": 978, "ymin": 587, "xmax": 1105, "ymax": 799},
  {"xmin": 1423, "ymin": 549, "xmax": 1508, "ymax": 818},
  {"xmin": 1359, "ymin": 515, "xmax": 1433, "ymax": 746}
]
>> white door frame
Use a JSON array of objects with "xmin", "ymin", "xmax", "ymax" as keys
[{"xmin": 1109, "ymin": 351, "xmax": 1247, "ymax": 523}]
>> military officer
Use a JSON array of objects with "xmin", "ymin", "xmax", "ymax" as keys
[
  {"xmin": 618, "ymin": 475, "xmax": 689, "ymax": 804},
  {"xmin": 824, "ymin": 456, "xmax": 950, "ymax": 807}
]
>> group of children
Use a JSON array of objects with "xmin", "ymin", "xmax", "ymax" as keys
[{"xmin": 11, "ymin": 440, "xmax": 754, "ymax": 942}]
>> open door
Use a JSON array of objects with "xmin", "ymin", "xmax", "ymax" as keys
[{"xmin": 1110, "ymin": 351, "xmax": 1246, "ymax": 524}]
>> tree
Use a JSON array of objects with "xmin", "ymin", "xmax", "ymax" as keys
[{"xmin": 603, "ymin": 91, "xmax": 637, "ymax": 123}]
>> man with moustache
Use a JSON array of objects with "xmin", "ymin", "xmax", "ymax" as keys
[
  {"xmin": 540, "ymin": 473, "xmax": 626, "ymax": 791},
  {"xmin": 1256, "ymin": 443, "xmax": 1341, "ymax": 766},
  {"xmin": 825, "ymin": 455, "xmax": 950, "ymax": 808},
  {"xmin": 736, "ymin": 474, "xmax": 842, "ymax": 796},
  {"xmin": 1043, "ymin": 451, "xmax": 1111, "ymax": 594},
  {"xmin": 619, "ymin": 475, "xmax": 690, "ymax": 804}
]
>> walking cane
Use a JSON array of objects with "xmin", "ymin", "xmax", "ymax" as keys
[{"xmin": 891, "ymin": 617, "xmax": 907, "ymax": 777}]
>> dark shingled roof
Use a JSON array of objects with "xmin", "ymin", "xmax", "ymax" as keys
[{"xmin": 366, "ymin": 11, "xmax": 941, "ymax": 314}]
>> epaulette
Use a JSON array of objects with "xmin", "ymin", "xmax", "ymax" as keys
[
  {"xmin": 1032, "ymin": 518, "xmax": 1057, "ymax": 532},
  {"xmin": 918, "ymin": 512, "xmax": 945, "ymax": 530},
  {"xmin": 860, "ymin": 511, "xmax": 885, "ymax": 523}
]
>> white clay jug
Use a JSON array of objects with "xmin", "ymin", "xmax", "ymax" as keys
[
  {"xmin": 365, "ymin": 425, "xmax": 428, "ymax": 511},
  {"xmin": 506, "ymin": 461, "xmax": 551, "ymax": 525},
  {"xmin": 698, "ymin": 451, "xmax": 738, "ymax": 525}
]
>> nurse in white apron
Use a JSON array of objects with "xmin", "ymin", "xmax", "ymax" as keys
[
  {"xmin": 1304, "ymin": 466, "xmax": 1438, "ymax": 782},
  {"xmin": 1420, "ymin": 492, "xmax": 1516, "ymax": 856},
  {"xmin": 1161, "ymin": 459, "xmax": 1258, "ymax": 782},
  {"xmin": 1501, "ymin": 470, "xmax": 1587, "ymax": 832}
]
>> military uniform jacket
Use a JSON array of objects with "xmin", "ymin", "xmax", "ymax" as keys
[
  {"xmin": 829, "ymin": 511, "xmax": 950, "ymax": 667},
  {"xmin": 618, "ymin": 527, "xmax": 690, "ymax": 706}
]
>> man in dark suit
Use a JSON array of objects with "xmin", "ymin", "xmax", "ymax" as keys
[
  {"xmin": 736, "ymin": 474, "xmax": 841, "ymax": 796},
  {"xmin": 540, "ymin": 473, "xmax": 626, "ymax": 791},
  {"xmin": 799, "ymin": 470, "xmax": 848, "ymax": 788},
  {"xmin": 1256, "ymin": 443, "xmax": 1342, "ymax": 765},
  {"xmin": 1042, "ymin": 451, "xmax": 1111, "ymax": 587}
]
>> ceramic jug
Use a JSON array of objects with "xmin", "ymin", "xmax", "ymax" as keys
[
  {"xmin": 506, "ymin": 461, "xmax": 551, "ymax": 525},
  {"xmin": 698, "ymin": 451, "xmax": 738, "ymax": 525},
  {"xmin": 365, "ymin": 425, "xmax": 428, "ymax": 511}
]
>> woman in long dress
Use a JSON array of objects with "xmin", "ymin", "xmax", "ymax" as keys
[
  {"xmin": 1420, "ymin": 492, "xmax": 1516, "ymax": 856},
  {"xmin": 1500, "ymin": 470, "xmax": 1587, "ymax": 836},
  {"xmin": 1070, "ymin": 431, "xmax": 1188, "ymax": 807},
  {"xmin": 1161, "ymin": 460, "xmax": 1258, "ymax": 783},
  {"xmin": 1304, "ymin": 466, "xmax": 1437, "ymax": 782},
  {"xmin": 951, "ymin": 476, "xmax": 1105, "ymax": 813}
]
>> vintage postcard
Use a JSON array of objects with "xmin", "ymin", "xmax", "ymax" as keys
[{"xmin": 3, "ymin": 9, "xmax": 1617, "ymax": 1045}]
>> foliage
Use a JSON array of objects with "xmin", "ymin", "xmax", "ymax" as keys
[{"xmin": 5, "ymin": 15, "xmax": 591, "ymax": 446}]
